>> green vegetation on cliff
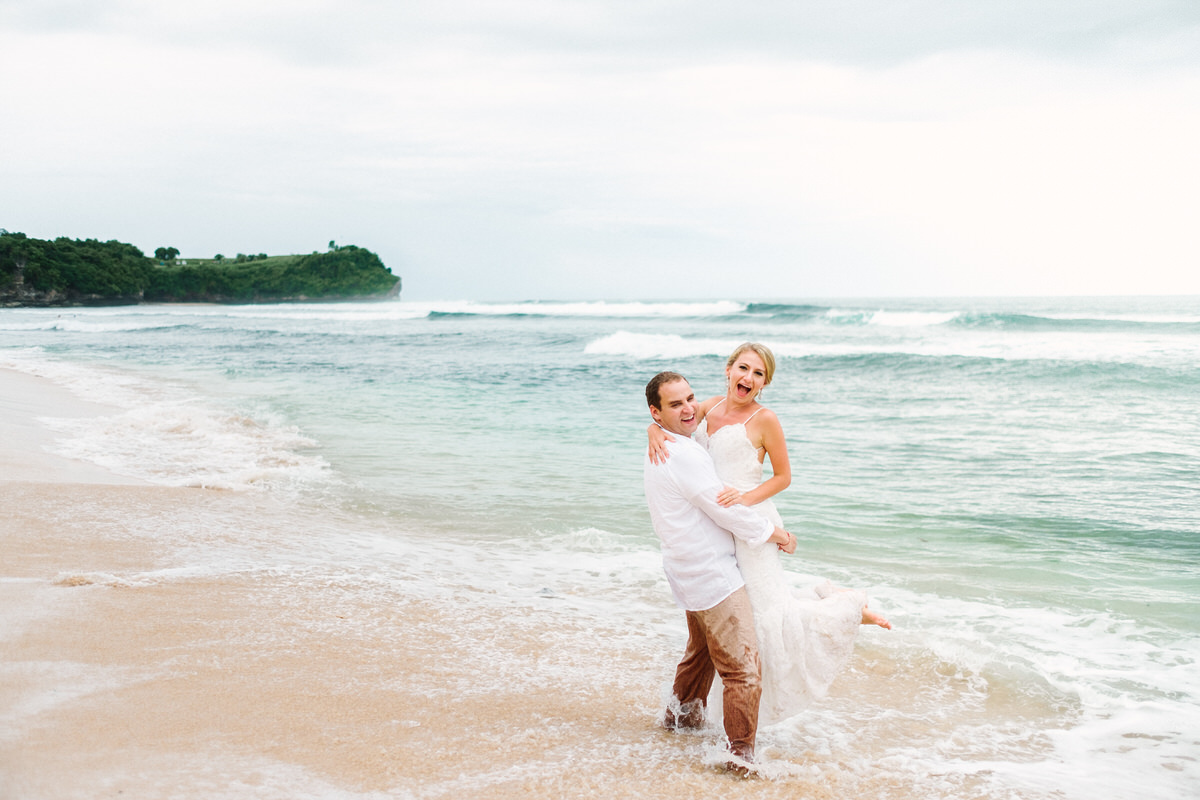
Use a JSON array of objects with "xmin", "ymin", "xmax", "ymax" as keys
[
  {"xmin": 0, "ymin": 233, "xmax": 150, "ymax": 303},
  {"xmin": 0, "ymin": 232, "xmax": 401, "ymax": 306},
  {"xmin": 143, "ymin": 246, "xmax": 400, "ymax": 302}
]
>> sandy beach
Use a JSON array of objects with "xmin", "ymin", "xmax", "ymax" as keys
[
  {"xmin": 3, "ymin": 368, "xmax": 924, "ymax": 800},
  {"xmin": 0, "ymin": 369, "xmax": 150, "ymax": 486},
  {"xmin": 3, "ymin": 300, "xmax": 1196, "ymax": 800},
  {"xmin": 1, "ymin": 370, "xmax": 665, "ymax": 799}
]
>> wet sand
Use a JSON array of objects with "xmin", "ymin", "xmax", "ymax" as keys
[
  {"xmin": 0, "ymin": 369, "xmax": 935, "ymax": 800},
  {"xmin": 2, "ymin": 493, "xmax": 626, "ymax": 793},
  {"xmin": 0, "ymin": 368, "xmax": 149, "ymax": 486},
  {"xmin": 0, "ymin": 371, "xmax": 680, "ymax": 799}
]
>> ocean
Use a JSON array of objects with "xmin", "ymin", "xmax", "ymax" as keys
[{"xmin": 2, "ymin": 295, "xmax": 1198, "ymax": 799}]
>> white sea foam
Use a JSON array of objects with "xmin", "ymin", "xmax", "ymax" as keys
[
  {"xmin": 41, "ymin": 407, "xmax": 327, "ymax": 491},
  {"xmin": 825, "ymin": 308, "xmax": 963, "ymax": 327},
  {"xmin": 0, "ymin": 660, "xmax": 138, "ymax": 735},
  {"xmin": 437, "ymin": 517, "xmax": 1200, "ymax": 799},
  {"xmin": 832, "ymin": 583, "xmax": 1200, "ymax": 799},
  {"xmin": 192, "ymin": 302, "xmax": 432, "ymax": 322},
  {"xmin": 905, "ymin": 330, "xmax": 1200, "ymax": 368},
  {"xmin": 0, "ymin": 301, "xmax": 748, "ymax": 339},
  {"xmin": 0, "ymin": 313, "xmax": 183, "ymax": 334},
  {"xmin": 416, "ymin": 299, "xmax": 747, "ymax": 317},
  {"xmin": 197, "ymin": 299, "xmax": 745, "ymax": 320},
  {"xmin": 584, "ymin": 331, "xmax": 741, "ymax": 359},
  {"xmin": 1041, "ymin": 312, "xmax": 1200, "ymax": 324},
  {"xmin": 582, "ymin": 327, "xmax": 1200, "ymax": 369},
  {"xmin": 455, "ymin": 528, "xmax": 1200, "ymax": 799},
  {"xmin": 2, "ymin": 351, "xmax": 329, "ymax": 491}
]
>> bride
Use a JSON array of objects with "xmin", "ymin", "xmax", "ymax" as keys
[{"xmin": 649, "ymin": 342, "xmax": 890, "ymax": 725}]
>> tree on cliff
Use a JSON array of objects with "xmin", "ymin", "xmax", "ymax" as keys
[
  {"xmin": 0, "ymin": 231, "xmax": 31, "ymax": 286},
  {"xmin": 1, "ymin": 233, "xmax": 152, "ymax": 299},
  {"xmin": 3, "ymin": 232, "xmax": 399, "ymax": 305}
]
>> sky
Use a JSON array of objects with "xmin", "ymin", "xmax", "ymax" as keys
[{"xmin": 3, "ymin": 1, "xmax": 1199, "ymax": 301}]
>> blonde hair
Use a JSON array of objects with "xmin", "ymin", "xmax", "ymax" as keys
[{"xmin": 726, "ymin": 342, "xmax": 776, "ymax": 386}]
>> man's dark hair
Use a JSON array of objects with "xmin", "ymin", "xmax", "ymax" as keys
[{"xmin": 646, "ymin": 371, "xmax": 688, "ymax": 409}]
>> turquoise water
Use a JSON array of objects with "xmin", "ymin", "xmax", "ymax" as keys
[{"xmin": 3, "ymin": 296, "xmax": 1198, "ymax": 798}]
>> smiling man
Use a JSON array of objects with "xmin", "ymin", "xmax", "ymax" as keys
[{"xmin": 642, "ymin": 371, "xmax": 794, "ymax": 770}]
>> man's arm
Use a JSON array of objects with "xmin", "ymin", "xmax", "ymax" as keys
[
  {"xmin": 691, "ymin": 490, "xmax": 795, "ymax": 552},
  {"xmin": 669, "ymin": 440, "xmax": 795, "ymax": 552}
]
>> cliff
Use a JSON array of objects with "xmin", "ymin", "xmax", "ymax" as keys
[{"xmin": 0, "ymin": 233, "xmax": 401, "ymax": 307}]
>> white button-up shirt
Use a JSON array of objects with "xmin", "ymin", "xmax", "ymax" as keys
[{"xmin": 644, "ymin": 432, "xmax": 774, "ymax": 611}]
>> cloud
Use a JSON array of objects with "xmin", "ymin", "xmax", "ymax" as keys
[{"xmin": 2, "ymin": 1, "xmax": 1199, "ymax": 298}]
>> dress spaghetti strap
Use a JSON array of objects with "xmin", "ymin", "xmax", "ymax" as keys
[{"xmin": 704, "ymin": 399, "xmax": 764, "ymax": 437}]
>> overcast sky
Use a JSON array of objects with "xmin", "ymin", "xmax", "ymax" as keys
[{"xmin": 3, "ymin": 1, "xmax": 1199, "ymax": 300}]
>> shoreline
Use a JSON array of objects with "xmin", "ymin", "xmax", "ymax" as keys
[
  {"xmin": 0, "ymin": 367, "xmax": 1087, "ymax": 800},
  {"xmin": 0, "ymin": 369, "xmax": 741, "ymax": 799},
  {"xmin": 0, "ymin": 479, "xmax": 713, "ymax": 799},
  {"xmin": 0, "ymin": 484, "xmax": 656, "ymax": 798},
  {"xmin": 0, "ymin": 376, "xmax": 674, "ymax": 800},
  {"xmin": 0, "ymin": 367, "xmax": 148, "ymax": 486}
]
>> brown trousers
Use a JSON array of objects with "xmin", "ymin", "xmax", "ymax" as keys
[{"xmin": 665, "ymin": 586, "xmax": 761, "ymax": 760}]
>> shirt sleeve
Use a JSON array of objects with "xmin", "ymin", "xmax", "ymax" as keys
[{"xmin": 671, "ymin": 441, "xmax": 774, "ymax": 546}]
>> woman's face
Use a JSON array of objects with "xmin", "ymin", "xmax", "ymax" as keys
[{"xmin": 726, "ymin": 350, "xmax": 768, "ymax": 402}]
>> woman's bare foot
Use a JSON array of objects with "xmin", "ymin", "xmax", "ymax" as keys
[{"xmin": 862, "ymin": 605, "xmax": 892, "ymax": 629}]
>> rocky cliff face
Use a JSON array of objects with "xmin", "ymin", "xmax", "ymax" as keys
[{"xmin": 0, "ymin": 282, "xmax": 144, "ymax": 308}]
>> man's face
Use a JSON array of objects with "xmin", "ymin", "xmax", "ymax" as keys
[{"xmin": 651, "ymin": 379, "xmax": 700, "ymax": 436}]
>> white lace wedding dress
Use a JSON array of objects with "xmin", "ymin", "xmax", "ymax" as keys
[{"xmin": 696, "ymin": 419, "xmax": 865, "ymax": 726}]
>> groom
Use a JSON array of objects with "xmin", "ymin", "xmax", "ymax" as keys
[{"xmin": 643, "ymin": 371, "xmax": 795, "ymax": 767}]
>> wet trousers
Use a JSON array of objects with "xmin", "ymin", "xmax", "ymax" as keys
[{"xmin": 665, "ymin": 586, "xmax": 762, "ymax": 760}]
